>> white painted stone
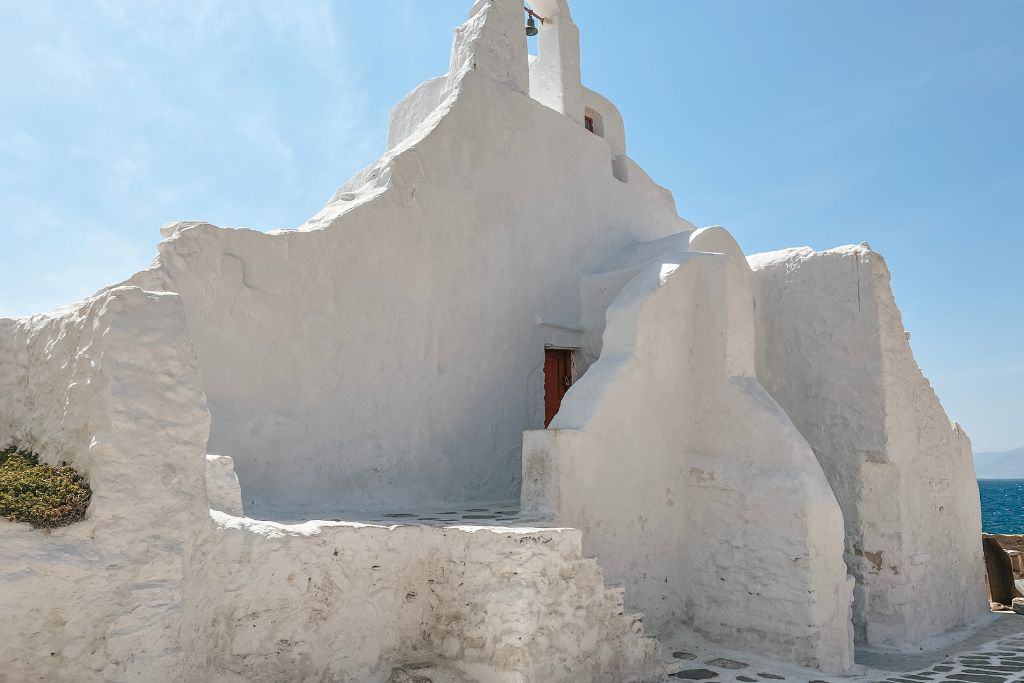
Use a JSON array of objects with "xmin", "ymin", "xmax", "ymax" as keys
[
  {"xmin": 0, "ymin": 287, "xmax": 209, "ymax": 681},
  {"xmin": 184, "ymin": 515, "xmax": 664, "ymax": 682},
  {"xmin": 523, "ymin": 243, "xmax": 854, "ymax": 672},
  {"xmin": 748, "ymin": 245, "xmax": 989, "ymax": 648},
  {"xmin": 528, "ymin": 0, "xmax": 584, "ymax": 124},
  {"xmin": 121, "ymin": 0, "xmax": 693, "ymax": 514},
  {"xmin": 205, "ymin": 454, "xmax": 245, "ymax": 516},
  {"xmin": 0, "ymin": 0, "xmax": 989, "ymax": 678}
]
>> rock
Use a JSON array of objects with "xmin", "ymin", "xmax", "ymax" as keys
[
  {"xmin": 983, "ymin": 536, "xmax": 1018, "ymax": 606},
  {"xmin": 387, "ymin": 668, "xmax": 432, "ymax": 683},
  {"xmin": 674, "ymin": 670, "xmax": 718, "ymax": 680},
  {"xmin": 205, "ymin": 454, "xmax": 245, "ymax": 516},
  {"xmin": 705, "ymin": 658, "xmax": 747, "ymax": 669},
  {"xmin": 1013, "ymin": 598, "xmax": 1024, "ymax": 614},
  {"xmin": 158, "ymin": 220, "xmax": 213, "ymax": 239},
  {"xmin": 1008, "ymin": 548, "xmax": 1024, "ymax": 574}
]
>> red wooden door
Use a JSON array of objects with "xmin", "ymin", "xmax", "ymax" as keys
[{"xmin": 544, "ymin": 348, "xmax": 573, "ymax": 427}]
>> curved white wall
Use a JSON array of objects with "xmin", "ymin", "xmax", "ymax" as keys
[
  {"xmin": 749, "ymin": 245, "xmax": 988, "ymax": 647},
  {"xmin": 387, "ymin": 76, "xmax": 447, "ymax": 151},
  {"xmin": 583, "ymin": 87, "xmax": 626, "ymax": 158},
  {"xmin": 123, "ymin": 1, "xmax": 691, "ymax": 515},
  {"xmin": 523, "ymin": 244, "xmax": 854, "ymax": 672},
  {"xmin": 0, "ymin": 1, "xmax": 988, "ymax": 677}
]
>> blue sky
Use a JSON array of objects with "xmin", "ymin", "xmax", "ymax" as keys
[{"xmin": 1, "ymin": 1, "xmax": 1021, "ymax": 451}]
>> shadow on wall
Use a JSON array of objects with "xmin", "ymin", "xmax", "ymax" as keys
[{"xmin": 522, "ymin": 240, "xmax": 854, "ymax": 673}]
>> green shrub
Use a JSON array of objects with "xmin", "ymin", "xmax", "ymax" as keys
[{"xmin": 0, "ymin": 446, "xmax": 92, "ymax": 528}]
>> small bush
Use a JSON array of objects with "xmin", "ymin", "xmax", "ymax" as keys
[{"xmin": 0, "ymin": 446, "xmax": 92, "ymax": 528}]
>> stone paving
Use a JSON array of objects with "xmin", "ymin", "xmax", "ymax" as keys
[
  {"xmin": 245, "ymin": 501, "xmax": 548, "ymax": 526},
  {"xmin": 662, "ymin": 615, "xmax": 1024, "ymax": 683}
]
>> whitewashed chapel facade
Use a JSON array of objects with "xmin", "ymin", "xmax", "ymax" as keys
[{"xmin": 0, "ymin": 1, "xmax": 987, "ymax": 680}]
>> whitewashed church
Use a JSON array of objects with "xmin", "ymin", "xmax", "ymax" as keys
[{"xmin": 0, "ymin": 1, "xmax": 988, "ymax": 681}]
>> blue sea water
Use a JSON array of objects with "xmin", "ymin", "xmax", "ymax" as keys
[{"xmin": 979, "ymin": 479, "xmax": 1024, "ymax": 533}]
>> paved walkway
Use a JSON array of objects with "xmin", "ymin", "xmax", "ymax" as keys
[
  {"xmin": 244, "ymin": 500, "xmax": 547, "ymax": 526},
  {"xmin": 662, "ymin": 615, "xmax": 1024, "ymax": 682}
]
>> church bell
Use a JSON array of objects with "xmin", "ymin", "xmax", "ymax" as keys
[{"xmin": 525, "ymin": 14, "xmax": 539, "ymax": 37}]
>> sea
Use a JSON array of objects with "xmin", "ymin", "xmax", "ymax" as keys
[{"xmin": 979, "ymin": 479, "xmax": 1024, "ymax": 534}]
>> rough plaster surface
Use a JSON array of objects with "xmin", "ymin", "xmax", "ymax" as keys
[
  {"xmin": 522, "ymin": 244, "xmax": 854, "ymax": 672},
  {"xmin": 122, "ymin": 4, "xmax": 690, "ymax": 513},
  {"xmin": 185, "ymin": 515, "xmax": 663, "ymax": 683},
  {"xmin": 749, "ymin": 245, "xmax": 988, "ymax": 648},
  {"xmin": 0, "ymin": 287, "xmax": 209, "ymax": 681},
  {"xmin": 0, "ymin": 0, "xmax": 989, "ymax": 678},
  {"xmin": 387, "ymin": 76, "xmax": 448, "ymax": 152},
  {"xmin": 207, "ymin": 454, "xmax": 245, "ymax": 516},
  {"xmin": 0, "ymin": 290, "xmax": 661, "ymax": 682},
  {"xmin": 0, "ymin": 3, "xmax": 678, "ymax": 680}
]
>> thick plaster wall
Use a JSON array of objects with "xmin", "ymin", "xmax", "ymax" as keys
[
  {"xmin": 184, "ymin": 516, "xmax": 664, "ymax": 683},
  {"xmin": 387, "ymin": 76, "xmax": 447, "ymax": 152},
  {"xmin": 123, "ymin": 0, "xmax": 692, "ymax": 514},
  {"xmin": 0, "ymin": 2, "xmax": 989, "ymax": 677},
  {"xmin": 527, "ymin": 0, "xmax": 584, "ymax": 124},
  {"xmin": 0, "ymin": 287, "xmax": 210, "ymax": 681},
  {"xmin": 0, "ymin": 289, "xmax": 664, "ymax": 682},
  {"xmin": 749, "ymin": 245, "xmax": 988, "ymax": 648},
  {"xmin": 522, "ymin": 246, "xmax": 854, "ymax": 672}
]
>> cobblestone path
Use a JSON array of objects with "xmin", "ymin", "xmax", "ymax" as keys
[{"xmin": 662, "ymin": 615, "xmax": 1024, "ymax": 683}]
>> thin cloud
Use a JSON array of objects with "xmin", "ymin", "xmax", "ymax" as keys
[{"xmin": 0, "ymin": 0, "xmax": 379, "ymax": 317}]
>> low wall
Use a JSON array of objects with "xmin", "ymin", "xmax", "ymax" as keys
[
  {"xmin": 0, "ymin": 286, "xmax": 210, "ymax": 681},
  {"xmin": 184, "ymin": 516, "xmax": 664, "ymax": 683}
]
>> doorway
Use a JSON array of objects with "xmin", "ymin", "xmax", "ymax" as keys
[{"xmin": 544, "ymin": 348, "xmax": 574, "ymax": 427}]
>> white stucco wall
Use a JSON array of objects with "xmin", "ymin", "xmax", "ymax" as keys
[
  {"xmin": 0, "ymin": 288, "xmax": 665, "ymax": 682},
  {"xmin": 522, "ymin": 243, "xmax": 854, "ymax": 672},
  {"xmin": 0, "ymin": 1, "xmax": 989, "ymax": 677},
  {"xmin": 387, "ymin": 76, "xmax": 448, "ymax": 152},
  {"xmin": 528, "ymin": 0, "xmax": 584, "ymax": 125},
  {"xmin": 582, "ymin": 88, "xmax": 625, "ymax": 157},
  {"xmin": 185, "ymin": 516, "xmax": 664, "ymax": 683},
  {"xmin": 0, "ymin": 287, "xmax": 210, "ymax": 681},
  {"xmin": 206, "ymin": 454, "xmax": 245, "ymax": 516},
  {"xmin": 122, "ymin": 0, "xmax": 693, "ymax": 515},
  {"xmin": 749, "ymin": 245, "xmax": 988, "ymax": 648}
]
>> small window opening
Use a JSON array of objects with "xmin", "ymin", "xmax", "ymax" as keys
[{"xmin": 583, "ymin": 108, "xmax": 604, "ymax": 137}]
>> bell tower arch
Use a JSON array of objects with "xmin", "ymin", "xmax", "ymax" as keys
[{"xmin": 527, "ymin": 0, "xmax": 585, "ymax": 124}]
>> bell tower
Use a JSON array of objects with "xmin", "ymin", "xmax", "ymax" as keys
[{"xmin": 527, "ymin": 0, "xmax": 585, "ymax": 124}]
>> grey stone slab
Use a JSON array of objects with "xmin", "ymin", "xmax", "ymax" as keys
[
  {"xmin": 943, "ymin": 674, "xmax": 1009, "ymax": 683},
  {"xmin": 673, "ymin": 670, "xmax": 719, "ymax": 680},
  {"xmin": 705, "ymin": 658, "xmax": 747, "ymax": 670}
]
